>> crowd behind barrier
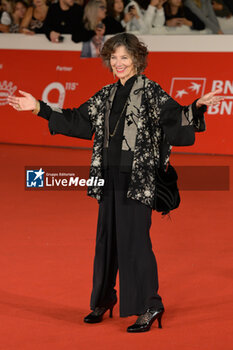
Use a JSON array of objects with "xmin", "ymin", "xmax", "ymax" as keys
[{"xmin": 1, "ymin": 0, "xmax": 233, "ymax": 50}]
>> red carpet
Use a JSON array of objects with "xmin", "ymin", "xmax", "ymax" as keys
[{"xmin": 0, "ymin": 143, "xmax": 232, "ymax": 350}]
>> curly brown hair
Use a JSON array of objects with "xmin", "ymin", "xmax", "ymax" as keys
[{"xmin": 100, "ymin": 33, "xmax": 148, "ymax": 74}]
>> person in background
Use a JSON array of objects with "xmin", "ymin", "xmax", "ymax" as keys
[
  {"xmin": 184, "ymin": 0, "xmax": 223, "ymax": 33},
  {"xmin": 0, "ymin": 0, "xmax": 13, "ymax": 32},
  {"xmin": 72, "ymin": 0, "xmax": 124, "ymax": 43},
  {"xmin": 164, "ymin": 0, "xmax": 205, "ymax": 30},
  {"xmin": 142, "ymin": 0, "xmax": 167, "ymax": 32},
  {"xmin": 80, "ymin": 0, "xmax": 106, "ymax": 57},
  {"xmin": 43, "ymin": 0, "xmax": 83, "ymax": 42},
  {"xmin": 123, "ymin": 0, "xmax": 148, "ymax": 33},
  {"xmin": 9, "ymin": 0, "xmax": 27, "ymax": 32},
  {"xmin": 107, "ymin": 0, "xmax": 131, "ymax": 29},
  {"xmin": 20, "ymin": 0, "xmax": 48, "ymax": 34},
  {"xmin": 212, "ymin": 0, "xmax": 231, "ymax": 17},
  {"xmin": 212, "ymin": 0, "xmax": 233, "ymax": 34},
  {"xmin": 124, "ymin": 0, "xmax": 166, "ymax": 33}
]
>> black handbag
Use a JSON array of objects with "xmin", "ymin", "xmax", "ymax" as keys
[
  {"xmin": 143, "ymin": 85, "xmax": 180, "ymax": 215},
  {"xmin": 153, "ymin": 163, "xmax": 180, "ymax": 215}
]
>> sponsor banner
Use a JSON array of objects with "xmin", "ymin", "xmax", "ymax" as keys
[{"xmin": 0, "ymin": 50, "xmax": 233, "ymax": 154}]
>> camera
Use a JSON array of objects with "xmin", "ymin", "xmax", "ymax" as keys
[{"xmin": 58, "ymin": 35, "xmax": 64, "ymax": 43}]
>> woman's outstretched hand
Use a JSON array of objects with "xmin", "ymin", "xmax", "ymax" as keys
[
  {"xmin": 196, "ymin": 89, "xmax": 224, "ymax": 108},
  {"xmin": 7, "ymin": 90, "xmax": 37, "ymax": 111}
]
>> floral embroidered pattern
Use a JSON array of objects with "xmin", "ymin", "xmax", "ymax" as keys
[{"xmin": 85, "ymin": 76, "xmax": 205, "ymax": 208}]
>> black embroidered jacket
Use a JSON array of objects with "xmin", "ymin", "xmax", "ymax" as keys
[{"xmin": 38, "ymin": 75, "xmax": 206, "ymax": 208}]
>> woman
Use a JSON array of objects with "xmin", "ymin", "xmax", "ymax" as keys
[
  {"xmin": 107, "ymin": 0, "xmax": 125, "ymax": 21},
  {"xmin": 164, "ymin": 0, "xmax": 205, "ymax": 31},
  {"xmin": 9, "ymin": 0, "xmax": 28, "ymax": 33},
  {"xmin": 80, "ymin": 0, "xmax": 107, "ymax": 56},
  {"xmin": 184, "ymin": 0, "xmax": 223, "ymax": 33},
  {"xmin": 107, "ymin": 0, "xmax": 131, "ymax": 30},
  {"xmin": 123, "ymin": 0, "xmax": 166, "ymax": 33},
  {"xmin": 72, "ymin": 0, "xmax": 124, "ymax": 43},
  {"xmin": 20, "ymin": 0, "xmax": 48, "ymax": 35},
  {"xmin": 8, "ymin": 33, "xmax": 222, "ymax": 333},
  {"xmin": 123, "ymin": 0, "xmax": 148, "ymax": 33}
]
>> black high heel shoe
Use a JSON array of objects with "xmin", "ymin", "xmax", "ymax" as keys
[
  {"xmin": 84, "ymin": 300, "xmax": 117, "ymax": 324},
  {"xmin": 127, "ymin": 308, "xmax": 164, "ymax": 333}
]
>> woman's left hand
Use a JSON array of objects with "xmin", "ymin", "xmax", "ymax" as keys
[{"xmin": 196, "ymin": 89, "xmax": 224, "ymax": 108}]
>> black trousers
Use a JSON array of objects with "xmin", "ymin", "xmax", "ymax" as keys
[{"xmin": 90, "ymin": 168, "xmax": 164, "ymax": 317}]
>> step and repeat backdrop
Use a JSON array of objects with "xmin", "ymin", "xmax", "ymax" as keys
[{"xmin": 0, "ymin": 34, "xmax": 232, "ymax": 154}]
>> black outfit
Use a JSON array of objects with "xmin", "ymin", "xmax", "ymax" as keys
[
  {"xmin": 90, "ymin": 75, "xmax": 163, "ymax": 316},
  {"xmin": 37, "ymin": 75, "xmax": 206, "ymax": 318},
  {"xmin": 38, "ymin": 75, "xmax": 164, "ymax": 316},
  {"xmin": 72, "ymin": 16, "xmax": 124, "ymax": 43},
  {"xmin": 104, "ymin": 16, "xmax": 125, "ymax": 34},
  {"xmin": 91, "ymin": 167, "xmax": 162, "ymax": 317},
  {"xmin": 29, "ymin": 12, "xmax": 46, "ymax": 34},
  {"xmin": 222, "ymin": 0, "xmax": 233, "ymax": 15},
  {"xmin": 43, "ymin": 2, "xmax": 83, "ymax": 40},
  {"xmin": 106, "ymin": 75, "xmax": 136, "ymax": 169},
  {"xmin": 165, "ymin": 5, "xmax": 205, "ymax": 30}
]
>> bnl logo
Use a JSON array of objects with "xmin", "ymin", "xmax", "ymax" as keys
[{"xmin": 26, "ymin": 168, "xmax": 45, "ymax": 187}]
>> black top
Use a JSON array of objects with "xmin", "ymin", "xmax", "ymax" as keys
[
  {"xmin": 107, "ymin": 75, "xmax": 137, "ymax": 168},
  {"xmin": 72, "ymin": 16, "xmax": 125, "ymax": 43},
  {"xmin": 222, "ymin": 0, "xmax": 233, "ymax": 15},
  {"xmin": 165, "ymin": 6, "xmax": 205, "ymax": 30},
  {"xmin": 213, "ymin": 0, "xmax": 231, "ymax": 17},
  {"xmin": 43, "ymin": 2, "xmax": 83, "ymax": 40}
]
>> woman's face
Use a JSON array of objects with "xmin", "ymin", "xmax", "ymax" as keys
[
  {"xmin": 110, "ymin": 45, "xmax": 136, "ymax": 84},
  {"xmin": 169, "ymin": 0, "xmax": 182, "ymax": 7},
  {"xmin": 2, "ymin": 0, "xmax": 12, "ymax": 12},
  {"xmin": 114, "ymin": 0, "xmax": 124, "ymax": 14},
  {"xmin": 97, "ymin": 2, "xmax": 107, "ymax": 21},
  {"xmin": 15, "ymin": 1, "xmax": 27, "ymax": 18}
]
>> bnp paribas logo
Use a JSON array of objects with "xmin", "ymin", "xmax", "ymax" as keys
[
  {"xmin": 170, "ymin": 77, "xmax": 206, "ymax": 100},
  {"xmin": 26, "ymin": 168, "xmax": 45, "ymax": 188}
]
